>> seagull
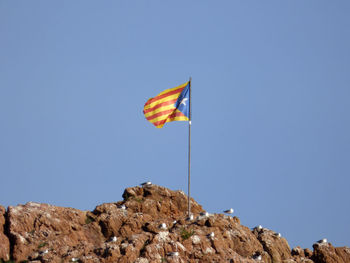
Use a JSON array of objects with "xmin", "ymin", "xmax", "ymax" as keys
[
  {"xmin": 71, "ymin": 258, "xmax": 79, "ymax": 262},
  {"xmin": 274, "ymin": 232, "xmax": 282, "ymax": 238},
  {"xmin": 40, "ymin": 249, "xmax": 49, "ymax": 255},
  {"xmin": 257, "ymin": 225, "xmax": 263, "ymax": 230},
  {"xmin": 172, "ymin": 220, "xmax": 177, "ymax": 225},
  {"xmin": 207, "ymin": 232, "xmax": 215, "ymax": 239},
  {"xmin": 159, "ymin": 223, "xmax": 167, "ymax": 230},
  {"xmin": 118, "ymin": 204, "xmax": 126, "ymax": 210},
  {"xmin": 252, "ymin": 253, "xmax": 262, "ymax": 261},
  {"xmin": 223, "ymin": 208, "xmax": 234, "ymax": 214},
  {"xmin": 167, "ymin": 251, "xmax": 179, "ymax": 257},
  {"xmin": 252, "ymin": 252, "xmax": 262, "ymax": 261},
  {"xmin": 141, "ymin": 181, "xmax": 152, "ymax": 187},
  {"xmin": 317, "ymin": 238, "xmax": 328, "ymax": 244},
  {"xmin": 186, "ymin": 214, "xmax": 194, "ymax": 221},
  {"xmin": 110, "ymin": 236, "xmax": 117, "ymax": 242},
  {"xmin": 200, "ymin": 211, "xmax": 209, "ymax": 217}
]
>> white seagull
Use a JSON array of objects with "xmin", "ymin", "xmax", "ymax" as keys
[
  {"xmin": 110, "ymin": 236, "xmax": 117, "ymax": 242},
  {"xmin": 186, "ymin": 214, "xmax": 194, "ymax": 221},
  {"xmin": 141, "ymin": 181, "xmax": 152, "ymax": 187},
  {"xmin": 317, "ymin": 238, "xmax": 328, "ymax": 244},
  {"xmin": 274, "ymin": 232, "xmax": 282, "ymax": 238},
  {"xmin": 167, "ymin": 251, "xmax": 179, "ymax": 257},
  {"xmin": 160, "ymin": 223, "xmax": 167, "ymax": 230},
  {"xmin": 118, "ymin": 204, "xmax": 126, "ymax": 210},
  {"xmin": 223, "ymin": 208, "xmax": 234, "ymax": 214},
  {"xmin": 207, "ymin": 232, "xmax": 215, "ymax": 239},
  {"xmin": 71, "ymin": 258, "xmax": 79, "ymax": 262},
  {"xmin": 200, "ymin": 211, "xmax": 209, "ymax": 217},
  {"xmin": 40, "ymin": 249, "xmax": 49, "ymax": 255},
  {"xmin": 257, "ymin": 225, "xmax": 263, "ymax": 230},
  {"xmin": 252, "ymin": 253, "xmax": 262, "ymax": 261}
]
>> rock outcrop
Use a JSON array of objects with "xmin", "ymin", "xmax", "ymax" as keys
[
  {"xmin": 0, "ymin": 185, "xmax": 349, "ymax": 263},
  {"xmin": 311, "ymin": 242, "xmax": 350, "ymax": 263},
  {"xmin": 0, "ymin": 205, "xmax": 10, "ymax": 261}
]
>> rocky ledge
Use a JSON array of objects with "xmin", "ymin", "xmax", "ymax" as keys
[{"xmin": 0, "ymin": 185, "xmax": 349, "ymax": 263}]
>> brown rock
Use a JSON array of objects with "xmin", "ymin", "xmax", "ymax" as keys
[
  {"xmin": 94, "ymin": 204, "xmax": 127, "ymax": 238},
  {"xmin": 335, "ymin": 247, "xmax": 350, "ymax": 263},
  {"xmin": 292, "ymin": 246, "xmax": 306, "ymax": 257},
  {"xmin": 312, "ymin": 242, "xmax": 350, "ymax": 263},
  {"xmin": 254, "ymin": 227, "xmax": 292, "ymax": 263},
  {"xmin": 3, "ymin": 184, "xmax": 349, "ymax": 263},
  {"xmin": 291, "ymin": 246, "xmax": 316, "ymax": 263},
  {"xmin": 0, "ymin": 205, "xmax": 10, "ymax": 261},
  {"xmin": 305, "ymin": 248, "xmax": 313, "ymax": 258},
  {"xmin": 0, "ymin": 205, "xmax": 6, "ymax": 232},
  {"xmin": 122, "ymin": 185, "xmax": 204, "ymax": 218},
  {"xmin": 7, "ymin": 201, "xmax": 105, "ymax": 262}
]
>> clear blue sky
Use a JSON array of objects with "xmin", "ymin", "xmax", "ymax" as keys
[{"xmin": 1, "ymin": 1, "xmax": 349, "ymax": 250}]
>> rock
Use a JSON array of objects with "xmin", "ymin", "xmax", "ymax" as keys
[
  {"xmin": 0, "ymin": 205, "xmax": 10, "ymax": 261},
  {"xmin": 291, "ymin": 246, "xmax": 315, "ymax": 263},
  {"xmin": 122, "ymin": 185, "xmax": 204, "ymax": 218},
  {"xmin": 6, "ymin": 201, "xmax": 105, "ymax": 262},
  {"xmin": 205, "ymin": 214, "xmax": 264, "ymax": 258},
  {"xmin": 253, "ymin": 226, "xmax": 292, "ymax": 263},
  {"xmin": 312, "ymin": 242, "xmax": 350, "ymax": 263},
  {"xmin": 305, "ymin": 248, "xmax": 313, "ymax": 258},
  {"xmin": 0, "ymin": 184, "xmax": 348, "ymax": 263},
  {"xmin": 292, "ymin": 246, "xmax": 305, "ymax": 257}
]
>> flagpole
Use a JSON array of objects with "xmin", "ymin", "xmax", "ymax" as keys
[{"xmin": 188, "ymin": 77, "xmax": 192, "ymax": 217}]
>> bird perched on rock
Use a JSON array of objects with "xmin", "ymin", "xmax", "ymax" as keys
[
  {"xmin": 200, "ymin": 211, "xmax": 209, "ymax": 217},
  {"xmin": 40, "ymin": 249, "xmax": 49, "ymax": 255},
  {"xmin": 141, "ymin": 181, "xmax": 152, "ymax": 187},
  {"xmin": 186, "ymin": 214, "xmax": 194, "ymax": 221},
  {"xmin": 252, "ymin": 252, "xmax": 262, "ymax": 261},
  {"xmin": 207, "ymin": 232, "xmax": 215, "ymax": 239},
  {"xmin": 159, "ymin": 223, "xmax": 167, "ymax": 230},
  {"xmin": 274, "ymin": 232, "xmax": 282, "ymax": 238},
  {"xmin": 71, "ymin": 258, "xmax": 79, "ymax": 262},
  {"xmin": 257, "ymin": 225, "xmax": 263, "ymax": 230},
  {"xmin": 223, "ymin": 208, "xmax": 234, "ymax": 214},
  {"xmin": 118, "ymin": 204, "xmax": 126, "ymax": 210},
  {"xmin": 317, "ymin": 238, "xmax": 328, "ymax": 244},
  {"xmin": 167, "ymin": 251, "xmax": 179, "ymax": 257},
  {"xmin": 110, "ymin": 236, "xmax": 117, "ymax": 242},
  {"xmin": 172, "ymin": 220, "xmax": 177, "ymax": 225}
]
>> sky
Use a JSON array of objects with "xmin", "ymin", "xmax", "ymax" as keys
[{"xmin": 1, "ymin": 0, "xmax": 349, "ymax": 250}]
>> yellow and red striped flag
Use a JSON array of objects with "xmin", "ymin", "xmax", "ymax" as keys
[{"xmin": 143, "ymin": 81, "xmax": 190, "ymax": 128}]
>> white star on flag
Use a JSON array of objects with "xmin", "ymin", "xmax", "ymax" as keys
[{"xmin": 180, "ymin": 98, "xmax": 188, "ymax": 106}]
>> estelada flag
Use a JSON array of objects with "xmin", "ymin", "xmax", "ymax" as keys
[{"xmin": 143, "ymin": 81, "xmax": 190, "ymax": 128}]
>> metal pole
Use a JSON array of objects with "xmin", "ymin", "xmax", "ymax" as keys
[{"xmin": 188, "ymin": 77, "xmax": 192, "ymax": 217}]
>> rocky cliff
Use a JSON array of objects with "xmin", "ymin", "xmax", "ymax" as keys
[{"xmin": 0, "ymin": 185, "xmax": 349, "ymax": 263}]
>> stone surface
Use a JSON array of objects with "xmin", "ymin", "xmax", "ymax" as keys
[
  {"xmin": 6, "ymin": 201, "xmax": 105, "ymax": 262},
  {"xmin": 0, "ymin": 205, "xmax": 10, "ymax": 261},
  {"xmin": 253, "ymin": 227, "xmax": 293, "ymax": 263},
  {"xmin": 312, "ymin": 242, "xmax": 350, "ymax": 263},
  {"xmin": 0, "ymin": 185, "xmax": 349, "ymax": 263}
]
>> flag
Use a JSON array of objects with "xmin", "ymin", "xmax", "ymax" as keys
[{"xmin": 143, "ymin": 81, "xmax": 190, "ymax": 128}]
